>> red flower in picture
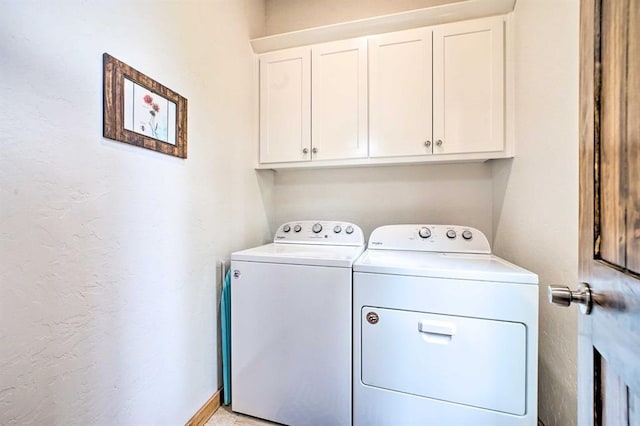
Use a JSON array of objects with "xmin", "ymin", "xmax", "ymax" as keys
[{"xmin": 139, "ymin": 91, "xmax": 163, "ymax": 139}]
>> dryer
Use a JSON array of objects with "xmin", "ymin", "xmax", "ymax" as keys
[
  {"xmin": 353, "ymin": 224, "xmax": 538, "ymax": 426},
  {"xmin": 231, "ymin": 221, "xmax": 365, "ymax": 426}
]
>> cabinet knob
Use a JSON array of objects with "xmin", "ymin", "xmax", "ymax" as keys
[
  {"xmin": 312, "ymin": 147, "xmax": 318, "ymax": 154},
  {"xmin": 302, "ymin": 148, "xmax": 309, "ymax": 154},
  {"xmin": 424, "ymin": 140, "xmax": 431, "ymax": 148},
  {"xmin": 436, "ymin": 140, "xmax": 443, "ymax": 147}
]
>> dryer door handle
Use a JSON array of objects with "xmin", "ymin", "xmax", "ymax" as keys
[{"xmin": 418, "ymin": 320, "xmax": 456, "ymax": 337}]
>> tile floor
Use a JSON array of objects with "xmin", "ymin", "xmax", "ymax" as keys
[{"xmin": 206, "ymin": 405, "xmax": 278, "ymax": 426}]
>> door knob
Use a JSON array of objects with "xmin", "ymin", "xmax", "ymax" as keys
[
  {"xmin": 548, "ymin": 283, "xmax": 593, "ymax": 314},
  {"xmin": 312, "ymin": 147, "xmax": 318, "ymax": 154},
  {"xmin": 302, "ymin": 148, "xmax": 309, "ymax": 154}
]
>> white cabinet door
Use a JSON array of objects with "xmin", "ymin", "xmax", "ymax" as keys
[
  {"xmin": 312, "ymin": 39, "xmax": 368, "ymax": 161},
  {"xmin": 369, "ymin": 28, "xmax": 433, "ymax": 158},
  {"xmin": 259, "ymin": 47, "xmax": 311, "ymax": 163},
  {"xmin": 433, "ymin": 17, "xmax": 504, "ymax": 155}
]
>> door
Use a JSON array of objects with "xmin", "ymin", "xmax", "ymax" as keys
[
  {"xmin": 368, "ymin": 28, "xmax": 433, "ymax": 158},
  {"xmin": 432, "ymin": 16, "xmax": 504, "ymax": 155},
  {"xmin": 577, "ymin": 0, "xmax": 640, "ymax": 424},
  {"xmin": 259, "ymin": 47, "xmax": 311, "ymax": 163},
  {"xmin": 312, "ymin": 38, "xmax": 368, "ymax": 161}
]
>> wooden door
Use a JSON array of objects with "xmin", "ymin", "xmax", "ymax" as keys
[
  {"xmin": 432, "ymin": 16, "xmax": 504, "ymax": 155},
  {"xmin": 259, "ymin": 47, "xmax": 311, "ymax": 164},
  {"xmin": 311, "ymin": 38, "xmax": 368, "ymax": 161},
  {"xmin": 368, "ymin": 28, "xmax": 433, "ymax": 158},
  {"xmin": 578, "ymin": 0, "xmax": 640, "ymax": 424}
]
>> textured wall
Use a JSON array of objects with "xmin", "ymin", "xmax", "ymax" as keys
[
  {"xmin": 0, "ymin": 0, "xmax": 271, "ymax": 424},
  {"xmin": 273, "ymin": 164, "xmax": 493, "ymax": 240},
  {"xmin": 491, "ymin": 0, "xmax": 579, "ymax": 425}
]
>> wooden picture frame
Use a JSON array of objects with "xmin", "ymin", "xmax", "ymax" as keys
[{"xmin": 103, "ymin": 53, "xmax": 187, "ymax": 158}]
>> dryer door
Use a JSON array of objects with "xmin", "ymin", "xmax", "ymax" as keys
[{"xmin": 360, "ymin": 307, "xmax": 527, "ymax": 415}]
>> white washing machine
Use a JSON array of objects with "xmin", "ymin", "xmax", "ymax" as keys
[
  {"xmin": 353, "ymin": 224, "xmax": 538, "ymax": 426},
  {"xmin": 231, "ymin": 220, "xmax": 365, "ymax": 426}
]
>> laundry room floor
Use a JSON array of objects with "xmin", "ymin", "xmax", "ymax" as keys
[
  {"xmin": 206, "ymin": 405, "xmax": 546, "ymax": 425},
  {"xmin": 206, "ymin": 405, "xmax": 278, "ymax": 426}
]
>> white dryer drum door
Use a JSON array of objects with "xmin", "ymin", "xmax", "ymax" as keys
[{"xmin": 361, "ymin": 307, "xmax": 527, "ymax": 415}]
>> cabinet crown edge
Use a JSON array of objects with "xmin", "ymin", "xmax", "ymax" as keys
[{"xmin": 251, "ymin": 0, "xmax": 515, "ymax": 53}]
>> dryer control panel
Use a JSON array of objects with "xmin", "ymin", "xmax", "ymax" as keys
[
  {"xmin": 367, "ymin": 225, "xmax": 491, "ymax": 254},
  {"xmin": 274, "ymin": 221, "xmax": 365, "ymax": 246}
]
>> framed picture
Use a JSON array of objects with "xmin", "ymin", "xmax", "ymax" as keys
[{"xmin": 103, "ymin": 53, "xmax": 187, "ymax": 158}]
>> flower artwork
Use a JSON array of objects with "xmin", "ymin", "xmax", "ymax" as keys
[
  {"xmin": 123, "ymin": 78, "xmax": 177, "ymax": 145},
  {"xmin": 103, "ymin": 53, "xmax": 186, "ymax": 158}
]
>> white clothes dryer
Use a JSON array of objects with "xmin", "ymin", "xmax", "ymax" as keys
[
  {"xmin": 353, "ymin": 224, "xmax": 538, "ymax": 426},
  {"xmin": 231, "ymin": 221, "xmax": 365, "ymax": 426}
]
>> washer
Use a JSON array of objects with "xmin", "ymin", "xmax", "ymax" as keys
[
  {"xmin": 353, "ymin": 224, "xmax": 538, "ymax": 426},
  {"xmin": 231, "ymin": 221, "xmax": 365, "ymax": 426}
]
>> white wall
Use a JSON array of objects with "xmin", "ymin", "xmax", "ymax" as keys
[
  {"xmin": 492, "ymin": 1, "xmax": 579, "ymax": 425},
  {"xmin": 273, "ymin": 164, "xmax": 493, "ymax": 240},
  {"xmin": 0, "ymin": 0, "xmax": 270, "ymax": 424}
]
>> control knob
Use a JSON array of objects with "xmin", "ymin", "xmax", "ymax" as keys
[
  {"xmin": 462, "ymin": 230, "xmax": 473, "ymax": 240},
  {"xmin": 446, "ymin": 229, "xmax": 457, "ymax": 239},
  {"xmin": 345, "ymin": 226, "xmax": 354, "ymax": 234},
  {"xmin": 294, "ymin": 225, "xmax": 302, "ymax": 232},
  {"xmin": 282, "ymin": 225, "xmax": 291, "ymax": 233},
  {"xmin": 333, "ymin": 225, "xmax": 342, "ymax": 233},
  {"xmin": 418, "ymin": 227, "xmax": 431, "ymax": 239},
  {"xmin": 312, "ymin": 223, "xmax": 323, "ymax": 233}
]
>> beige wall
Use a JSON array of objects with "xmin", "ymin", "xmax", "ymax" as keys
[
  {"xmin": 492, "ymin": 1, "xmax": 579, "ymax": 425},
  {"xmin": 0, "ymin": 0, "xmax": 270, "ymax": 423},
  {"xmin": 265, "ymin": 0, "xmax": 460, "ymax": 34},
  {"xmin": 266, "ymin": 1, "xmax": 580, "ymax": 425},
  {"xmin": 273, "ymin": 164, "xmax": 494, "ymax": 240}
]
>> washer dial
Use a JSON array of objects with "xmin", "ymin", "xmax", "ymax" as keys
[
  {"xmin": 294, "ymin": 225, "xmax": 302, "ymax": 232},
  {"xmin": 282, "ymin": 225, "xmax": 291, "ymax": 233},
  {"xmin": 418, "ymin": 227, "xmax": 431, "ymax": 239},
  {"xmin": 312, "ymin": 223, "xmax": 323, "ymax": 233},
  {"xmin": 446, "ymin": 229, "xmax": 457, "ymax": 239},
  {"xmin": 345, "ymin": 226, "xmax": 354, "ymax": 234},
  {"xmin": 462, "ymin": 230, "xmax": 473, "ymax": 240},
  {"xmin": 333, "ymin": 225, "xmax": 342, "ymax": 233}
]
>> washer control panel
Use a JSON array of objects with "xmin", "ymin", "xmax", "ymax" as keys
[
  {"xmin": 274, "ymin": 221, "xmax": 364, "ymax": 246},
  {"xmin": 368, "ymin": 225, "xmax": 490, "ymax": 254}
]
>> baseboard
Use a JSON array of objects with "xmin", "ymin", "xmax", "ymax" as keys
[{"xmin": 185, "ymin": 387, "xmax": 223, "ymax": 426}]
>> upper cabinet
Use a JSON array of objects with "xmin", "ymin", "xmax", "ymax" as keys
[
  {"xmin": 312, "ymin": 38, "xmax": 368, "ymax": 161},
  {"xmin": 369, "ymin": 28, "xmax": 433, "ymax": 158},
  {"xmin": 433, "ymin": 17, "xmax": 504, "ymax": 155},
  {"xmin": 259, "ymin": 40, "xmax": 368, "ymax": 164},
  {"xmin": 259, "ymin": 47, "xmax": 310, "ymax": 164},
  {"xmin": 256, "ymin": 12, "xmax": 512, "ymax": 169}
]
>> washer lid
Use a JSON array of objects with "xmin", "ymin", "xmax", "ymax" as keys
[
  {"xmin": 353, "ymin": 250, "xmax": 538, "ymax": 284},
  {"xmin": 232, "ymin": 243, "xmax": 365, "ymax": 268}
]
